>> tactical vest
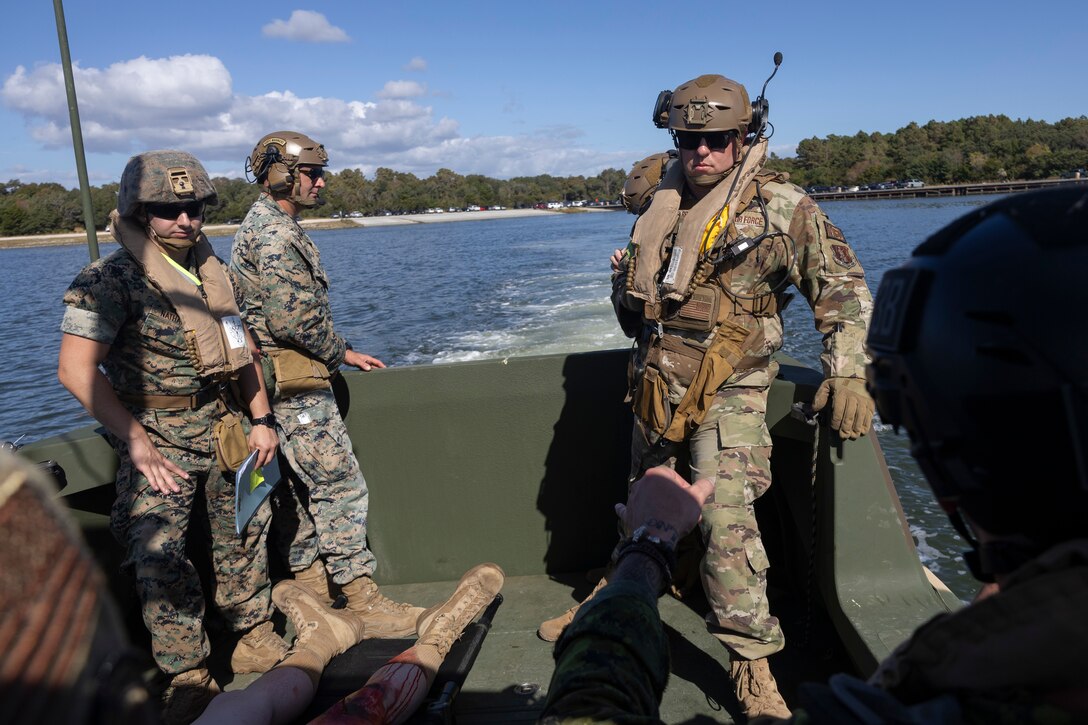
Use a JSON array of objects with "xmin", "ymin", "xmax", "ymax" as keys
[
  {"xmin": 111, "ymin": 210, "xmax": 252, "ymax": 383},
  {"xmin": 624, "ymin": 148, "xmax": 788, "ymax": 443}
]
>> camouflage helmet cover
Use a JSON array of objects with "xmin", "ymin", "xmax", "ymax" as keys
[
  {"xmin": 117, "ymin": 150, "xmax": 218, "ymax": 218},
  {"xmin": 667, "ymin": 74, "xmax": 752, "ymax": 137},
  {"xmin": 622, "ymin": 151, "xmax": 675, "ymax": 214}
]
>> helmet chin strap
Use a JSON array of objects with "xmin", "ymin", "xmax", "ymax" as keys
[
  {"xmin": 290, "ymin": 170, "xmax": 322, "ymax": 208},
  {"xmin": 145, "ymin": 218, "xmax": 198, "ymax": 253},
  {"xmin": 687, "ymin": 171, "xmax": 729, "ymax": 187}
]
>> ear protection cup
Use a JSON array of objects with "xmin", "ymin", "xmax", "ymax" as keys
[
  {"xmin": 261, "ymin": 143, "xmax": 294, "ymax": 192},
  {"xmin": 749, "ymin": 98, "xmax": 769, "ymax": 141}
]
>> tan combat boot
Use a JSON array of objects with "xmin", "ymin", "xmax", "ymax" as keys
[
  {"xmin": 416, "ymin": 563, "xmax": 506, "ymax": 642},
  {"xmin": 537, "ymin": 573, "xmax": 609, "ymax": 642},
  {"xmin": 412, "ymin": 563, "xmax": 505, "ymax": 678},
  {"xmin": 294, "ymin": 559, "xmax": 334, "ymax": 605},
  {"xmin": 273, "ymin": 579, "xmax": 366, "ymax": 687},
  {"xmin": 730, "ymin": 657, "xmax": 791, "ymax": 720},
  {"xmin": 341, "ymin": 576, "xmax": 426, "ymax": 638},
  {"xmin": 230, "ymin": 620, "xmax": 290, "ymax": 674},
  {"xmin": 161, "ymin": 666, "xmax": 220, "ymax": 725}
]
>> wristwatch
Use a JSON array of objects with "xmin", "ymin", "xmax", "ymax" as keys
[
  {"xmin": 251, "ymin": 413, "xmax": 276, "ymax": 428},
  {"xmin": 615, "ymin": 525, "xmax": 678, "ymax": 595}
]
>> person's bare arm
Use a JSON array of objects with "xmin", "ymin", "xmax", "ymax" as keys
[
  {"xmin": 58, "ymin": 333, "xmax": 189, "ymax": 493},
  {"xmin": 236, "ymin": 328, "xmax": 278, "ymax": 468}
]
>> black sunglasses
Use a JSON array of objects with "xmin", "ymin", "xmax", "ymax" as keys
[
  {"xmin": 146, "ymin": 200, "xmax": 205, "ymax": 219},
  {"xmin": 298, "ymin": 166, "xmax": 325, "ymax": 181},
  {"xmin": 674, "ymin": 131, "xmax": 733, "ymax": 151}
]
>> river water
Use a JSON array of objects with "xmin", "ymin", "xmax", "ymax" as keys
[{"xmin": 0, "ymin": 195, "xmax": 1005, "ymax": 599}]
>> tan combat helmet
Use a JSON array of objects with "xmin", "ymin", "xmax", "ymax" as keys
[
  {"xmin": 247, "ymin": 131, "xmax": 329, "ymax": 208},
  {"xmin": 622, "ymin": 151, "xmax": 676, "ymax": 215},
  {"xmin": 664, "ymin": 74, "xmax": 752, "ymax": 137},
  {"xmin": 116, "ymin": 150, "xmax": 218, "ymax": 218}
]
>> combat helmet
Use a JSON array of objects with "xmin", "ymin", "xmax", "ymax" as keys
[
  {"xmin": 246, "ymin": 131, "xmax": 329, "ymax": 208},
  {"xmin": 659, "ymin": 74, "xmax": 752, "ymax": 139},
  {"xmin": 117, "ymin": 150, "xmax": 218, "ymax": 218},
  {"xmin": 866, "ymin": 187, "xmax": 1088, "ymax": 579},
  {"xmin": 622, "ymin": 151, "xmax": 676, "ymax": 215}
]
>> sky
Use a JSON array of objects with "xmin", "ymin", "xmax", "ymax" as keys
[{"xmin": 2, "ymin": 1, "xmax": 1085, "ymax": 188}]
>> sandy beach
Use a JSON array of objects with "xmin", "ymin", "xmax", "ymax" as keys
[{"xmin": 0, "ymin": 206, "xmax": 620, "ymax": 250}]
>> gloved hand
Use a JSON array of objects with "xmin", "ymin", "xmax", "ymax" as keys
[{"xmin": 811, "ymin": 377, "xmax": 874, "ymax": 440}]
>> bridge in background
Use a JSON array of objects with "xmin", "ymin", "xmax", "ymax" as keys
[{"xmin": 810, "ymin": 177, "xmax": 1087, "ymax": 201}]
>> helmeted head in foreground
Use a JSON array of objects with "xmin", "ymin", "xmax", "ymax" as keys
[
  {"xmin": 656, "ymin": 74, "xmax": 752, "ymax": 186},
  {"xmin": 622, "ymin": 151, "xmax": 676, "ymax": 215},
  {"xmin": 866, "ymin": 187, "xmax": 1088, "ymax": 580},
  {"xmin": 116, "ymin": 150, "xmax": 218, "ymax": 219},
  {"xmin": 246, "ymin": 131, "xmax": 329, "ymax": 208}
]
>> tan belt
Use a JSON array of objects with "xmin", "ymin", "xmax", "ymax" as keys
[{"xmin": 118, "ymin": 385, "xmax": 221, "ymax": 410}]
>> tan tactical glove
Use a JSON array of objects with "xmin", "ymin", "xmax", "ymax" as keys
[{"xmin": 811, "ymin": 377, "xmax": 874, "ymax": 440}]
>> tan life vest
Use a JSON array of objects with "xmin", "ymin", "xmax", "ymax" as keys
[
  {"xmin": 624, "ymin": 144, "xmax": 788, "ymax": 442},
  {"xmin": 110, "ymin": 210, "xmax": 252, "ymax": 380},
  {"xmin": 627, "ymin": 138, "xmax": 769, "ymax": 318}
]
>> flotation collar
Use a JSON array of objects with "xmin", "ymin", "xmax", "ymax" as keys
[
  {"xmin": 628, "ymin": 139, "xmax": 768, "ymax": 316},
  {"xmin": 110, "ymin": 209, "xmax": 252, "ymax": 380}
]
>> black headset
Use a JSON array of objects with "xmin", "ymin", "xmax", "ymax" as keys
[
  {"xmin": 748, "ymin": 52, "xmax": 782, "ymax": 142},
  {"xmin": 260, "ymin": 143, "xmax": 295, "ymax": 192}
]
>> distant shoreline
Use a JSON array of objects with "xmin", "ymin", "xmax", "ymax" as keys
[{"xmin": 0, "ymin": 206, "xmax": 622, "ymax": 250}]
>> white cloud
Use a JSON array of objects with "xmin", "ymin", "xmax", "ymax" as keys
[
  {"xmin": 403, "ymin": 57, "xmax": 427, "ymax": 72},
  {"xmin": 262, "ymin": 11, "xmax": 349, "ymax": 43},
  {"xmin": 1, "ymin": 54, "xmax": 631, "ymax": 181},
  {"xmin": 376, "ymin": 81, "xmax": 427, "ymax": 100}
]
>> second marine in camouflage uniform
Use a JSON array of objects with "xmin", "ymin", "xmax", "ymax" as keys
[{"xmin": 231, "ymin": 131, "xmax": 422, "ymax": 635}]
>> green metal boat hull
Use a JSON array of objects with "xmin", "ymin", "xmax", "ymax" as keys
[{"xmin": 19, "ymin": 349, "xmax": 958, "ymax": 722}]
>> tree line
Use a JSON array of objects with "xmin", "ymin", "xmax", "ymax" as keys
[
  {"xmin": 4, "ymin": 114, "xmax": 1087, "ymax": 236},
  {"xmin": 0, "ymin": 166, "xmax": 628, "ymax": 237},
  {"xmin": 765, "ymin": 115, "xmax": 1088, "ymax": 188}
]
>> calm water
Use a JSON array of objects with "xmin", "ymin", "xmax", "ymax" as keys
[{"xmin": 0, "ymin": 196, "xmax": 1006, "ymax": 598}]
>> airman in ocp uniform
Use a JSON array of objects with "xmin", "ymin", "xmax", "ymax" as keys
[
  {"xmin": 230, "ymin": 131, "xmax": 424, "ymax": 636},
  {"xmin": 540, "ymin": 72, "xmax": 876, "ymax": 718},
  {"xmin": 58, "ymin": 150, "xmax": 284, "ymax": 722},
  {"xmin": 542, "ymin": 186, "xmax": 1088, "ymax": 725}
]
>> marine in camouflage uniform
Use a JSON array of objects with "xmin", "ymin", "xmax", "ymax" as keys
[
  {"xmin": 57, "ymin": 151, "xmax": 282, "ymax": 705},
  {"xmin": 230, "ymin": 132, "xmax": 422, "ymax": 636},
  {"xmin": 231, "ymin": 191, "xmax": 375, "ymax": 583}
]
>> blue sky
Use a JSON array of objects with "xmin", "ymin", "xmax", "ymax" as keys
[{"xmin": 2, "ymin": 1, "xmax": 1085, "ymax": 188}]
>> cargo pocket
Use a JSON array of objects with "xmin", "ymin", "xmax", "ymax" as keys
[
  {"xmin": 744, "ymin": 536, "xmax": 771, "ymax": 575},
  {"xmin": 632, "ymin": 366, "xmax": 671, "ymax": 436}
]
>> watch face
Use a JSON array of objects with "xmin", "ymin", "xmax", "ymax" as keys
[{"xmin": 632, "ymin": 524, "xmax": 660, "ymax": 545}]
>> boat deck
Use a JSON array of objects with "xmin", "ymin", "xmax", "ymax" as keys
[{"xmin": 212, "ymin": 571, "xmax": 856, "ymax": 724}]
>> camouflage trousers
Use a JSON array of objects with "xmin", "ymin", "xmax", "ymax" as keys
[
  {"xmin": 108, "ymin": 408, "xmax": 273, "ymax": 674},
  {"xmin": 272, "ymin": 388, "xmax": 375, "ymax": 585},
  {"xmin": 631, "ymin": 372, "xmax": 785, "ymax": 661}
]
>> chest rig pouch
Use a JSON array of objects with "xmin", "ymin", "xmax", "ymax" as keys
[{"xmin": 630, "ymin": 174, "xmax": 786, "ymax": 444}]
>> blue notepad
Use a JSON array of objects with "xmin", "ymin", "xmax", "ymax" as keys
[{"xmin": 235, "ymin": 450, "xmax": 282, "ymax": 535}]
